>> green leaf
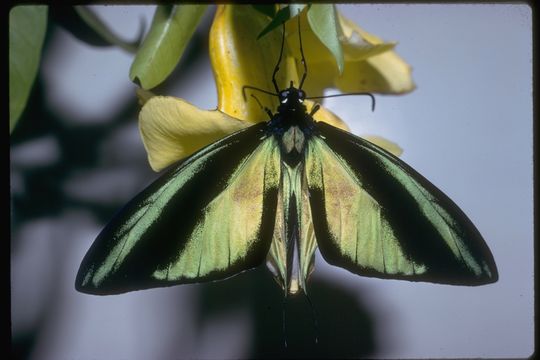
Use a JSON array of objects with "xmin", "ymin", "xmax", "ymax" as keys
[
  {"xmin": 9, "ymin": 5, "xmax": 48, "ymax": 133},
  {"xmin": 74, "ymin": 6, "xmax": 143, "ymax": 53},
  {"xmin": 307, "ymin": 4, "xmax": 344, "ymax": 74},
  {"xmin": 257, "ymin": 6, "xmax": 291, "ymax": 40},
  {"xmin": 129, "ymin": 5, "xmax": 207, "ymax": 89},
  {"xmin": 251, "ymin": 4, "xmax": 276, "ymax": 19},
  {"xmin": 257, "ymin": 4, "xmax": 305, "ymax": 40}
]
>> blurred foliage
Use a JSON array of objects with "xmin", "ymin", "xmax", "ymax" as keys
[
  {"xmin": 52, "ymin": 6, "xmax": 143, "ymax": 53},
  {"xmin": 9, "ymin": 6, "xmax": 48, "ymax": 133}
]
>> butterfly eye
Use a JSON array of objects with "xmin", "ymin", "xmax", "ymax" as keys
[{"xmin": 280, "ymin": 90, "xmax": 290, "ymax": 103}]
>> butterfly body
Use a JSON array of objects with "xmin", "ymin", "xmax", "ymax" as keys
[
  {"xmin": 76, "ymin": 83, "xmax": 497, "ymax": 296},
  {"xmin": 264, "ymin": 89, "xmax": 312, "ymax": 294}
]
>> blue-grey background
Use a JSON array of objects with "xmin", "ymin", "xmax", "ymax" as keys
[{"xmin": 10, "ymin": 4, "xmax": 533, "ymax": 359}]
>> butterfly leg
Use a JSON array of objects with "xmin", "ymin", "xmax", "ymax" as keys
[{"xmin": 309, "ymin": 103, "xmax": 320, "ymax": 117}]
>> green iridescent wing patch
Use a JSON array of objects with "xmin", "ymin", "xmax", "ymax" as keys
[
  {"xmin": 306, "ymin": 123, "xmax": 498, "ymax": 285},
  {"xmin": 76, "ymin": 123, "xmax": 280, "ymax": 295}
]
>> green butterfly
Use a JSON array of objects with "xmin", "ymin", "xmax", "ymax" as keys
[{"xmin": 76, "ymin": 23, "xmax": 497, "ymax": 296}]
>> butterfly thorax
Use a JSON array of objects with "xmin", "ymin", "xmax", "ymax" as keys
[{"xmin": 267, "ymin": 86, "xmax": 315, "ymax": 167}]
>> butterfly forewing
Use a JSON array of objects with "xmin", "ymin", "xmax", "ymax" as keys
[
  {"xmin": 306, "ymin": 122, "xmax": 498, "ymax": 285},
  {"xmin": 76, "ymin": 123, "xmax": 280, "ymax": 294}
]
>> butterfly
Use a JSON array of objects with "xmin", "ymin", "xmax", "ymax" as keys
[{"xmin": 76, "ymin": 16, "xmax": 497, "ymax": 296}]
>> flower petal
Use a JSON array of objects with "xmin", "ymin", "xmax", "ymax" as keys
[
  {"xmin": 303, "ymin": 46, "xmax": 415, "ymax": 96},
  {"xmin": 210, "ymin": 5, "xmax": 299, "ymax": 122},
  {"xmin": 298, "ymin": 11, "xmax": 415, "ymax": 96},
  {"xmin": 337, "ymin": 13, "xmax": 415, "ymax": 94},
  {"xmin": 363, "ymin": 135, "xmax": 403, "ymax": 157},
  {"xmin": 338, "ymin": 13, "xmax": 396, "ymax": 61},
  {"xmin": 338, "ymin": 52, "xmax": 415, "ymax": 94},
  {"xmin": 139, "ymin": 96, "xmax": 249, "ymax": 171}
]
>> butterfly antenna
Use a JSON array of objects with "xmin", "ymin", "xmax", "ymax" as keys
[
  {"xmin": 282, "ymin": 295, "xmax": 289, "ymax": 348},
  {"xmin": 242, "ymin": 85, "xmax": 279, "ymax": 101},
  {"xmin": 272, "ymin": 22, "xmax": 286, "ymax": 93},
  {"xmin": 297, "ymin": 11, "xmax": 308, "ymax": 90},
  {"xmin": 304, "ymin": 290, "xmax": 320, "ymax": 344},
  {"xmin": 306, "ymin": 92, "xmax": 376, "ymax": 112}
]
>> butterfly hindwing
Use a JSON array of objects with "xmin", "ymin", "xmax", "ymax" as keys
[
  {"xmin": 76, "ymin": 123, "xmax": 281, "ymax": 294},
  {"xmin": 306, "ymin": 122, "xmax": 498, "ymax": 285}
]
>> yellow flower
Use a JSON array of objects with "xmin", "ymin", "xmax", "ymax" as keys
[
  {"xmin": 139, "ymin": 5, "xmax": 410, "ymax": 172},
  {"xmin": 289, "ymin": 10, "xmax": 415, "ymax": 96}
]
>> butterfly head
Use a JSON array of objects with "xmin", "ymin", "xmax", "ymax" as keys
[{"xmin": 278, "ymin": 81, "xmax": 306, "ymax": 112}]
